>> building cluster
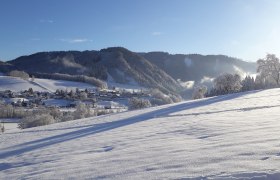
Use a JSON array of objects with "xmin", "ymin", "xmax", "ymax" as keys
[{"xmin": 0, "ymin": 87, "xmax": 148, "ymax": 109}]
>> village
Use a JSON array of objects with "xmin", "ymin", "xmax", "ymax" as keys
[
  {"xmin": 0, "ymin": 87, "xmax": 149, "ymax": 110},
  {"xmin": 0, "ymin": 86, "xmax": 152, "ymax": 132}
]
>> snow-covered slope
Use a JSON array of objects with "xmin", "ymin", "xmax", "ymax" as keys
[
  {"xmin": 0, "ymin": 76, "xmax": 47, "ymax": 92},
  {"xmin": 33, "ymin": 78, "xmax": 95, "ymax": 92},
  {"xmin": 0, "ymin": 75, "xmax": 143, "ymax": 93},
  {"xmin": 1, "ymin": 89, "xmax": 280, "ymax": 179},
  {"xmin": 0, "ymin": 76, "xmax": 95, "ymax": 92}
]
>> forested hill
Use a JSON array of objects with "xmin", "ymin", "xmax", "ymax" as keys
[
  {"xmin": 5, "ymin": 48, "xmax": 182, "ymax": 94},
  {"xmin": 0, "ymin": 47, "xmax": 256, "ymax": 93},
  {"xmin": 140, "ymin": 52, "xmax": 257, "ymax": 81},
  {"xmin": 0, "ymin": 61, "xmax": 14, "ymax": 73}
]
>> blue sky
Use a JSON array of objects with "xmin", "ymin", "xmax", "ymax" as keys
[{"xmin": 1, "ymin": 0, "xmax": 280, "ymax": 61}]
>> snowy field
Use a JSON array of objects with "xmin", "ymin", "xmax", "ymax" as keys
[
  {"xmin": 33, "ymin": 78, "xmax": 96, "ymax": 92},
  {"xmin": 0, "ymin": 119, "xmax": 21, "ymax": 133},
  {"xmin": 1, "ymin": 123, "xmax": 19, "ymax": 133},
  {"xmin": 107, "ymin": 82, "xmax": 145, "ymax": 92},
  {"xmin": 1, "ymin": 89, "xmax": 280, "ymax": 179},
  {"xmin": 0, "ymin": 75, "xmax": 144, "ymax": 93},
  {"xmin": 0, "ymin": 76, "xmax": 96, "ymax": 92},
  {"xmin": 0, "ymin": 76, "xmax": 47, "ymax": 92}
]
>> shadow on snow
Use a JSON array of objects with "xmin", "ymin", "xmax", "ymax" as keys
[{"xmin": 0, "ymin": 91, "xmax": 260, "ymax": 162}]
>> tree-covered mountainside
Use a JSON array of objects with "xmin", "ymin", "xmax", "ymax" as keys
[
  {"xmin": 4, "ymin": 48, "xmax": 182, "ymax": 94},
  {"xmin": 0, "ymin": 61, "xmax": 14, "ymax": 73},
  {"xmin": 0, "ymin": 47, "xmax": 257, "ymax": 94},
  {"xmin": 140, "ymin": 52, "xmax": 256, "ymax": 81}
]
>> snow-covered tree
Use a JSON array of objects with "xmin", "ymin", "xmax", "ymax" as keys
[
  {"xmin": 79, "ymin": 92, "xmax": 88, "ymax": 100},
  {"xmin": 128, "ymin": 97, "xmax": 151, "ymax": 110},
  {"xmin": 213, "ymin": 73, "xmax": 242, "ymax": 95},
  {"xmin": 68, "ymin": 90, "xmax": 75, "ymax": 98},
  {"xmin": 8, "ymin": 70, "xmax": 29, "ymax": 80},
  {"xmin": 150, "ymin": 89, "xmax": 173, "ymax": 105},
  {"xmin": 192, "ymin": 85, "xmax": 207, "ymax": 99},
  {"xmin": 49, "ymin": 107, "xmax": 63, "ymax": 120},
  {"xmin": 254, "ymin": 75, "xmax": 265, "ymax": 89},
  {"xmin": 169, "ymin": 94, "xmax": 182, "ymax": 103},
  {"xmin": 257, "ymin": 54, "xmax": 280, "ymax": 86},
  {"xmin": 31, "ymin": 75, "xmax": 35, "ymax": 82},
  {"xmin": 241, "ymin": 76, "xmax": 255, "ymax": 91},
  {"xmin": 28, "ymin": 88, "xmax": 34, "ymax": 94},
  {"xmin": 18, "ymin": 114, "xmax": 55, "ymax": 129},
  {"xmin": 3, "ymin": 105, "xmax": 15, "ymax": 118},
  {"xmin": 60, "ymin": 112, "xmax": 74, "ymax": 122},
  {"xmin": 73, "ymin": 102, "xmax": 91, "ymax": 119}
]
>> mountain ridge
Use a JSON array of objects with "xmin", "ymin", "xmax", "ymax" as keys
[
  {"xmin": 140, "ymin": 52, "xmax": 256, "ymax": 81},
  {"xmin": 0, "ymin": 47, "xmax": 257, "ymax": 94}
]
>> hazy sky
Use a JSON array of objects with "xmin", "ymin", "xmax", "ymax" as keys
[{"xmin": 1, "ymin": 0, "xmax": 280, "ymax": 61}]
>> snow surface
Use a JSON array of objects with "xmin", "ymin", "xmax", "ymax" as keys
[
  {"xmin": 33, "ymin": 78, "xmax": 95, "ymax": 92},
  {"xmin": 0, "ymin": 76, "xmax": 47, "ymax": 92},
  {"xmin": 1, "ymin": 123, "xmax": 19, "ymax": 133},
  {"xmin": 43, "ymin": 99, "xmax": 72, "ymax": 107},
  {"xmin": 107, "ymin": 82, "xmax": 144, "ymax": 92},
  {"xmin": 0, "ymin": 75, "xmax": 144, "ymax": 93},
  {"xmin": 0, "ymin": 76, "xmax": 96, "ymax": 92},
  {"xmin": 1, "ymin": 89, "xmax": 280, "ymax": 179},
  {"xmin": 97, "ymin": 101, "xmax": 126, "ymax": 109}
]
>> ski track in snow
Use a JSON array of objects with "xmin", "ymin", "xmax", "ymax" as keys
[{"xmin": 1, "ymin": 89, "xmax": 280, "ymax": 179}]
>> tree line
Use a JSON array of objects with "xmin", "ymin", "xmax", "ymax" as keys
[{"xmin": 193, "ymin": 54, "xmax": 280, "ymax": 99}]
